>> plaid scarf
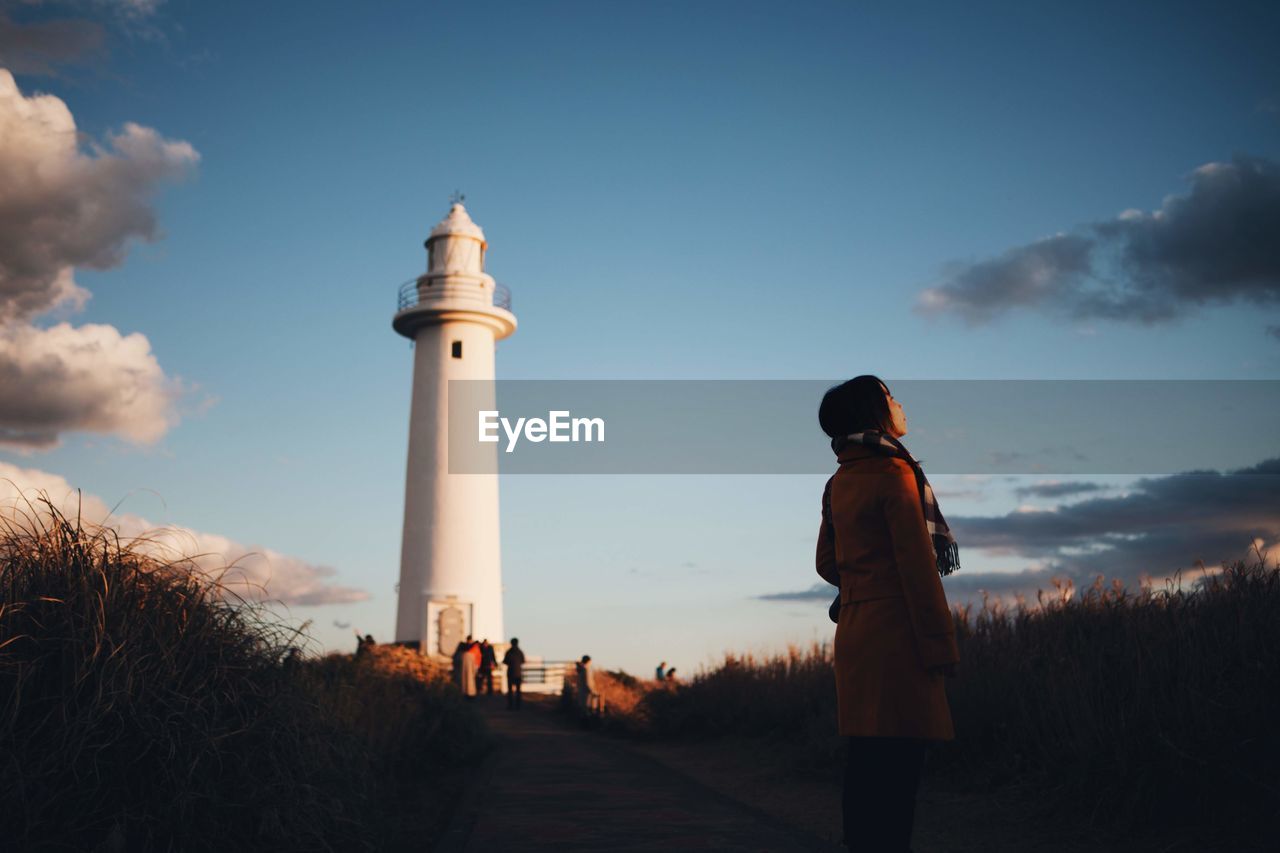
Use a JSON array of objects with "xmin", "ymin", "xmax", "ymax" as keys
[{"xmin": 832, "ymin": 430, "xmax": 960, "ymax": 578}]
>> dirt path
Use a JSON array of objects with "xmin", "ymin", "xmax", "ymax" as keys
[
  {"xmin": 628, "ymin": 738, "xmax": 1126, "ymax": 853},
  {"xmin": 437, "ymin": 696, "xmax": 1239, "ymax": 853},
  {"xmin": 438, "ymin": 696, "xmax": 841, "ymax": 852}
]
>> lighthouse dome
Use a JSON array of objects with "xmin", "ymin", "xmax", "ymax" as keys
[{"xmin": 429, "ymin": 202, "xmax": 486, "ymax": 242}]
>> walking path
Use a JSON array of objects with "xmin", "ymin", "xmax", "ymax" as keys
[{"xmin": 438, "ymin": 696, "xmax": 841, "ymax": 852}]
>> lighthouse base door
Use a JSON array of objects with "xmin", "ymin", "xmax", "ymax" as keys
[{"xmin": 426, "ymin": 599, "xmax": 473, "ymax": 658}]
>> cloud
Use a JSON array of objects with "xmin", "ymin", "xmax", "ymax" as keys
[
  {"xmin": 1013, "ymin": 480, "xmax": 1108, "ymax": 500},
  {"xmin": 757, "ymin": 584, "xmax": 832, "ymax": 602},
  {"xmin": 927, "ymin": 564, "xmax": 1060, "ymax": 599},
  {"xmin": 761, "ymin": 459, "xmax": 1278, "ymax": 607},
  {"xmin": 987, "ymin": 445, "xmax": 1088, "ymax": 470},
  {"xmin": 0, "ymin": 68, "xmax": 197, "ymax": 448},
  {"xmin": 0, "ymin": 460, "xmax": 370, "ymax": 607},
  {"xmin": 0, "ymin": 322, "xmax": 179, "ymax": 448},
  {"xmin": 1266, "ymin": 324, "xmax": 1280, "ymax": 341},
  {"xmin": 0, "ymin": 69, "xmax": 198, "ymax": 321},
  {"xmin": 0, "ymin": 0, "xmax": 169, "ymax": 71},
  {"xmin": 933, "ymin": 489, "xmax": 986, "ymax": 502},
  {"xmin": 104, "ymin": 0, "xmax": 165, "ymax": 16},
  {"xmin": 948, "ymin": 458, "xmax": 1279, "ymax": 595},
  {"xmin": 917, "ymin": 234, "xmax": 1094, "ymax": 325},
  {"xmin": 0, "ymin": 14, "xmax": 105, "ymax": 75},
  {"xmin": 917, "ymin": 155, "xmax": 1280, "ymax": 326},
  {"xmin": 101, "ymin": 0, "xmax": 166, "ymax": 17}
]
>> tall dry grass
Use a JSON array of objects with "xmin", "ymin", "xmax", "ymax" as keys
[
  {"xmin": 0, "ymin": 499, "xmax": 484, "ymax": 852},
  {"xmin": 302, "ymin": 643, "xmax": 486, "ymax": 773},
  {"xmin": 944, "ymin": 558, "xmax": 1280, "ymax": 839},
  {"xmin": 561, "ymin": 667, "xmax": 656, "ymax": 730},
  {"xmin": 606, "ymin": 558, "xmax": 1280, "ymax": 846},
  {"xmin": 640, "ymin": 645, "xmax": 839, "ymax": 771}
]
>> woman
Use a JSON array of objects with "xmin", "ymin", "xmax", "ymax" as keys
[{"xmin": 816, "ymin": 376, "xmax": 961, "ymax": 853}]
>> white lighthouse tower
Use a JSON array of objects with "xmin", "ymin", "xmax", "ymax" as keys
[{"xmin": 392, "ymin": 202, "xmax": 516, "ymax": 655}]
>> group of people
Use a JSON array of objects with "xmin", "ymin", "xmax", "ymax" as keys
[
  {"xmin": 452, "ymin": 635, "xmax": 526, "ymax": 709},
  {"xmin": 653, "ymin": 660, "xmax": 677, "ymax": 682}
]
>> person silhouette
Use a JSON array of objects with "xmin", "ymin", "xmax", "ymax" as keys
[
  {"xmin": 576, "ymin": 655, "xmax": 599, "ymax": 715},
  {"xmin": 503, "ymin": 638, "xmax": 526, "ymax": 710},
  {"xmin": 478, "ymin": 639, "xmax": 497, "ymax": 695},
  {"xmin": 456, "ymin": 635, "xmax": 480, "ymax": 698},
  {"xmin": 816, "ymin": 376, "xmax": 961, "ymax": 852}
]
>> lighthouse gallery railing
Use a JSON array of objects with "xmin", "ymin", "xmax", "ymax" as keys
[{"xmin": 397, "ymin": 278, "xmax": 512, "ymax": 312}]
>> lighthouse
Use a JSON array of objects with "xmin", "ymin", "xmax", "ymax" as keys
[{"xmin": 392, "ymin": 202, "xmax": 516, "ymax": 655}]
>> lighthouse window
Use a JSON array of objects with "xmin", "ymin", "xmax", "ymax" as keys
[{"xmin": 451, "ymin": 340, "xmax": 463, "ymax": 359}]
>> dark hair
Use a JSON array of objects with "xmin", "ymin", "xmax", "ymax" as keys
[
  {"xmin": 818, "ymin": 375, "xmax": 893, "ymax": 438},
  {"xmin": 510, "ymin": 638, "xmax": 519, "ymax": 646}
]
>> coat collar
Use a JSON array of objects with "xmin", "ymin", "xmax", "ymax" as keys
[{"xmin": 836, "ymin": 443, "xmax": 880, "ymax": 465}]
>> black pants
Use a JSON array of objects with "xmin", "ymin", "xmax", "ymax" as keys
[
  {"xmin": 842, "ymin": 736, "xmax": 928, "ymax": 852},
  {"xmin": 507, "ymin": 680, "xmax": 522, "ymax": 709}
]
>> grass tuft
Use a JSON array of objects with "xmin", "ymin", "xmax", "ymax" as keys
[{"xmin": 0, "ymin": 495, "xmax": 484, "ymax": 852}]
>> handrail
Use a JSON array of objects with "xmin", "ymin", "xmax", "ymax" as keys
[
  {"xmin": 494, "ymin": 282, "xmax": 512, "ymax": 311},
  {"xmin": 396, "ymin": 277, "xmax": 512, "ymax": 312}
]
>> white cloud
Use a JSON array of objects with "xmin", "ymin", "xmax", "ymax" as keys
[
  {"xmin": 0, "ymin": 68, "xmax": 197, "ymax": 448},
  {"xmin": 0, "ymin": 70, "xmax": 198, "ymax": 321},
  {"xmin": 0, "ymin": 322, "xmax": 178, "ymax": 449},
  {"xmin": 0, "ymin": 460, "xmax": 370, "ymax": 607}
]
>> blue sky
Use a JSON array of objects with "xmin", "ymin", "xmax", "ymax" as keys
[{"xmin": 1, "ymin": 0, "xmax": 1278, "ymax": 674}]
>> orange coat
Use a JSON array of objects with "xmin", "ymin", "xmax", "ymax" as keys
[{"xmin": 816, "ymin": 443, "xmax": 960, "ymax": 741}]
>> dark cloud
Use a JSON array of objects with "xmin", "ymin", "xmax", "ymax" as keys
[
  {"xmin": 761, "ymin": 459, "xmax": 1279, "ymax": 606},
  {"xmin": 917, "ymin": 155, "xmax": 1280, "ymax": 326},
  {"xmin": 758, "ymin": 584, "xmax": 831, "ymax": 602},
  {"xmin": 949, "ymin": 457, "xmax": 1279, "ymax": 596},
  {"xmin": 1013, "ymin": 481, "xmax": 1108, "ymax": 500},
  {"xmin": 930, "ymin": 566, "xmax": 1059, "ymax": 598},
  {"xmin": 756, "ymin": 570, "xmax": 1061, "ymax": 605},
  {"xmin": 933, "ymin": 488, "xmax": 987, "ymax": 502},
  {"xmin": 0, "ymin": 14, "xmax": 105, "ymax": 75},
  {"xmin": 988, "ymin": 446, "xmax": 1088, "ymax": 469},
  {"xmin": 1266, "ymin": 325, "xmax": 1280, "ymax": 341},
  {"xmin": 920, "ymin": 234, "xmax": 1094, "ymax": 325}
]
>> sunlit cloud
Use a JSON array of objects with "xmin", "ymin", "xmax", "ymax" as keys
[
  {"xmin": 0, "ymin": 68, "xmax": 197, "ymax": 449},
  {"xmin": 0, "ymin": 460, "xmax": 370, "ymax": 607},
  {"xmin": 0, "ymin": 322, "xmax": 181, "ymax": 449}
]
